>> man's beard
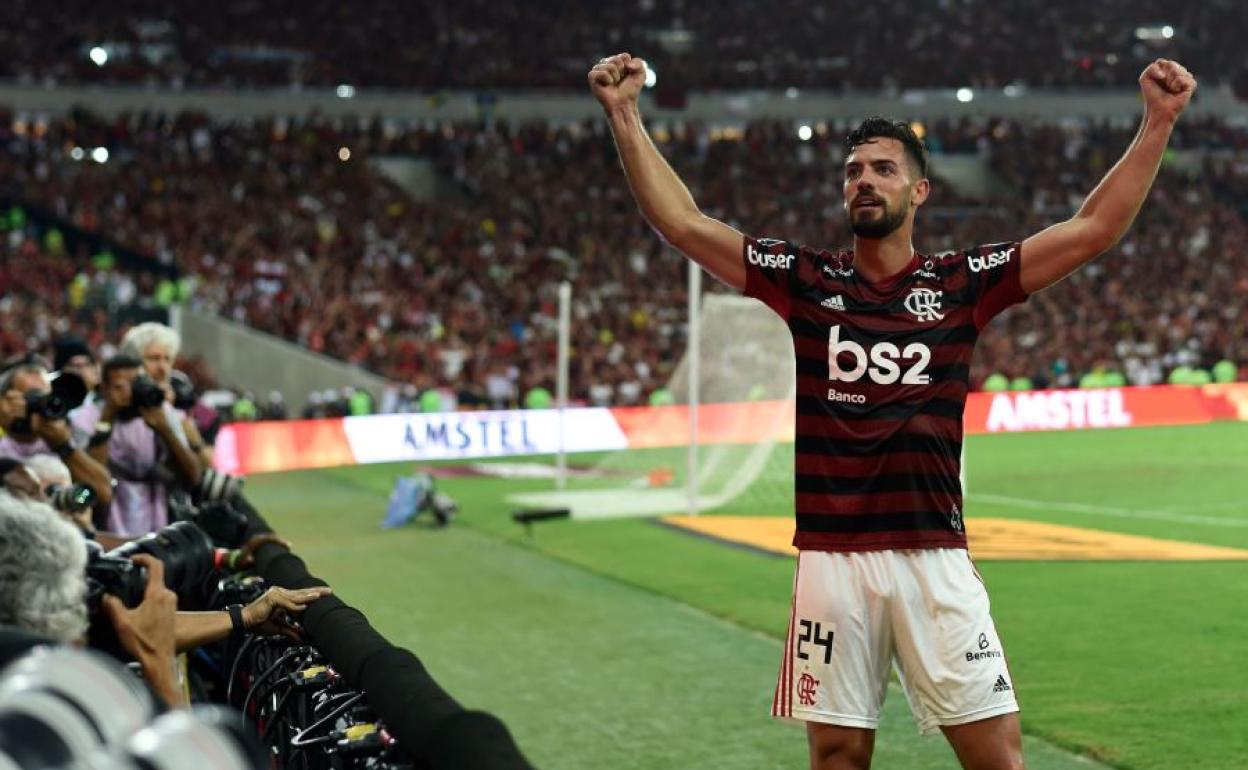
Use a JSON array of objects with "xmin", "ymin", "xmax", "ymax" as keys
[{"xmin": 847, "ymin": 199, "xmax": 908, "ymax": 239}]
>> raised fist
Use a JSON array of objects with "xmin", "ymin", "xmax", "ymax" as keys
[
  {"xmin": 588, "ymin": 53, "xmax": 647, "ymax": 111},
  {"xmin": 1139, "ymin": 59, "xmax": 1196, "ymax": 124}
]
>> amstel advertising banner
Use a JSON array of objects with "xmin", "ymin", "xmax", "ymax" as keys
[{"xmin": 215, "ymin": 384, "xmax": 1248, "ymax": 475}]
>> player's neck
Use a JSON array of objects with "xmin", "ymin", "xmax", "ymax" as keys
[{"xmin": 852, "ymin": 230, "xmax": 915, "ymax": 283}]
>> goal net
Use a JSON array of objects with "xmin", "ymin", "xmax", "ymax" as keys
[{"xmin": 507, "ymin": 289, "xmax": 796, "ymax": 520}]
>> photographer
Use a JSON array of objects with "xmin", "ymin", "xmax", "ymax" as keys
[
  {"xmin": 0, "ymin": 492, "xmax": 331, "ymax": 707},
  {"xmin": 0, "ymin": 362, "xmax": 114, "ymax": 507},
  {"xmin": 0, "ymin": 490, "xmax": 181, "ymax": 707},
  {"xmin": 14, "ymin": 454, "xmax": 141, "ymax": 551},
  {"xmin": 18, "ymin": 454, "xmax": 108, "ymax": 540},
  {"xmin": 72, "ymin": 354, "xmax": 203, "ymax": 536},
  {"xmin": 121, "ymin": 323, "xmax": 215, "ymax": 469}
]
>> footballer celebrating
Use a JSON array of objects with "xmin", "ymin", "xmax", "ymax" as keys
[{"xmin": 590, "ymin": 53, "xmax": 1195, "ymax": 770}]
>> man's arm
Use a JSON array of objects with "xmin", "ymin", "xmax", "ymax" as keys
[
  {"xmin": 101, "ymin": 554, "xmax": 185, "ymax": 708},
  {"xmin": 32, "ymin": 415, "xmax": 114, "ymax": 506},
  {"xmin": 182, "ymin": 417, "xmax": 215, "ymax": 468},
  {"xmin": 141, "ymin": 406, "xmax": 203, "ymax": 488},
  {"xmin": 1020, "ymin": 59, "xmax": 1196, "ymax": 294},
  {"xmin": 172, "ymin": 586, "xmax": 332, "ymax": 651},
  {"xmin": 590, "ymin": 53, "xmax": 746, "ymax": 290}
]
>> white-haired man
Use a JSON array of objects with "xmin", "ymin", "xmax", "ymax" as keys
[
  {"xmin": 119, "ymin": 322, "xmax": 214, "ymax": 468},
  {"xmin": 0, "ymin": 492, "xmax": 330, "ymax": 706}
]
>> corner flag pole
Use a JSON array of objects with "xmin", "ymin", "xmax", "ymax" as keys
[{"xmin": 556, "ymin": 280, "xmax": 572, "ymax": 490}]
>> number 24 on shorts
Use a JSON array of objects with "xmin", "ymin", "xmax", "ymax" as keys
[{"xmin": 796, "ymin": 619, "xmax": 835, "ymax": 664}]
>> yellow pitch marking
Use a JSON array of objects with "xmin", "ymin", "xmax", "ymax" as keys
[{"xmin": 660, "ymin": 516, "xmax": 1248, "ymax": 561}]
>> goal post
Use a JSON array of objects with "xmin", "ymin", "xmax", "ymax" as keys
[{"xmin": 509, "ymin": 269, "xmax": 796, "ymax": 520}]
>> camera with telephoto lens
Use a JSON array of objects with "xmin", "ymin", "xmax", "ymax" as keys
[
  {"xmin": 169, "ymin": 494, "xmax": 250, "ymax": 549},
  {"xmin": 45, "ymin": 482, "xmax": 97, "ymax": 512},
  {"xmin": 196, "ymin": 468, "xmax": 246, "ymax": 505},
  {"xmin": 212, "ymin": 574, "xmax": 267, "ymax": 608},
  {"xmin": 129, "ymin": 374, "xmax": 167, "ymax": 410},
  {"xmin": 84, "ymin": 542, "xmax": 148, "ymax": 611},
  {"xmin": 85, "ymin": 521, "xmax": 218, "ymax": 612},
  {"xmin": 8, "ymin": 370, "xmax": 88, "ymax": 434},
  {"xmin": 169, "ymin": 369, "xmax": 197, "ymax": 411}
]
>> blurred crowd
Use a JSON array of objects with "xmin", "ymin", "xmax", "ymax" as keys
[
  {"xmin": 0, "ymin": 1, "xmax": 1246, "ymax": 95},
  {"xmin": 0, "ymin": 109, "xmax": 1245, "ymax": 405}
]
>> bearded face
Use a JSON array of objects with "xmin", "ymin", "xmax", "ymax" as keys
[
  {"xmin": 846, "ymin": 189, "xmax": 910, "ymax": 239},
  {"xmin": 842, "ymin": 137, "xmax": 925, "ymax": 240}
]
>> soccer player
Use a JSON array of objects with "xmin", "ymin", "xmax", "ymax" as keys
[{"xmin": 589, "ymin": 54, "xmax": 1195, "ymax": 770}]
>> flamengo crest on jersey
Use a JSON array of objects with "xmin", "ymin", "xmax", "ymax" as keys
[{"xmin": 741, "ymin": 236, "xmax": 1028, "ymax": 553}]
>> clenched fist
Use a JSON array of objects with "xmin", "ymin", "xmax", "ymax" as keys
[
  {"xmin": 1139, "ymin": 59, "xmax": 1196, "ymax": 124},
  {"xmin": 588, "ymin": 53, "xmax": 647, "ymax": 111}
]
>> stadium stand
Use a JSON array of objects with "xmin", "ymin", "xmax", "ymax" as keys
[
  {"xmin": 1, "ymin": 1, "xmax": 1246, "ymax": 94},
  {"xmin": 0, "ymin": 110, "xmax": 1244, "ymax": 404}
]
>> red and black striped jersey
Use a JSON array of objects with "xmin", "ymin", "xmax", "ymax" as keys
[{"xmin": 743, "ymin": 236, "xmax": 1028, "ymax": 552}]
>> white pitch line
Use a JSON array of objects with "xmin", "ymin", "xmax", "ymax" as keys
[{"xmin": 971, "ymin": 493, "xmax": 1248, "ymax": 529}]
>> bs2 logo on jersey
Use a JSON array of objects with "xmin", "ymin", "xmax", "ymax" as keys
[
  {"xmin": 828, "ymin": 325, "xmax": 932, "ymax": 386},
  {"xmin": 747, "ymin": 243, "xmax": 795, "ymax": 270}
]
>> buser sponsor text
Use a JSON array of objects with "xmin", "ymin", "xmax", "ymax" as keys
[
  {"xmin": 747, "ymin": 243, "xmax": 796, "ymax": 270},
  {"xmin": 968, "ymin": 246, "xmax": 1014, "ymax": 273}
]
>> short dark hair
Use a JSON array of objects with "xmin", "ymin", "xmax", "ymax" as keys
[
  {"xmin": 102, "ymin": 354, "xmax": 143, "ymax": 383},
  {"xmin": 844, "ymin": 117, "xmax": 929, "ymax": 179}
]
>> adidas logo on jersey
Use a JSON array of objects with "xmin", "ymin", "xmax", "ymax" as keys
[
  {"xmin": 992, "ymin": 675, "xmax": 1012, "ymax": 693},
  {"xmin": 821, "ymin": 295, "xmax": 845, "ymax": 311}
]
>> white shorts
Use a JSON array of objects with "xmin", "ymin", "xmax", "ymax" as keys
[{"xmin": 772, "ymin": 548, "xmax": 1019, "ymax": 735}]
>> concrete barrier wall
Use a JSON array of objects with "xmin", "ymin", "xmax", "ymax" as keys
[{"xmin": 172, "ymin": 305, "xmax": 395, "ymax": 416}]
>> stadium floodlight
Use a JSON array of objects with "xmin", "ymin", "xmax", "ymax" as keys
[
  {"xmin": 91, "ymin": 147, "xmax": 109, "ymax": 163},
  {"xmin": 644, "ymin": 67, "xmax": 658, "ymax": 88},
  {"xmin": 1136, "ymin": 25, "xmax": 1177, "ymax": 41},
  {"xmin": 335, "ymin": 83, "xmax": 355, "ymax": 98},
  {"xmin": 797, "ymin": 125, "xmax": 813, "ymax": 141},
  {"xmin": 89, "ymin": 46, "xmax": 108, "ymax": 66},
  {"xmin": 956, "ymin": 87, "xmax": 974, "ymax": 103}
]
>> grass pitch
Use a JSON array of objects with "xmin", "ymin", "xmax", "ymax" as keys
[{"xmin": 245, "ymin": 421, "xmax": 1248, "ymax": 769}]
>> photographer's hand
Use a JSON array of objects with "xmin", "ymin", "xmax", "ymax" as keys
[
  {"xmin": 143, "ymin": 403, "xmax": 204, "ymax": 488},
  {"xmin": 63, "ymin": 506, "xmax": 95, "ymax": 535},
  {"xmin": 101, "ymin": 554, "xmax": 185, "ymax": 709},
  {"xmin": 235, "ymin": 532, "xmax": 293, "ymax": 569},
  {"xmin": 139, "ymin": 404, "xmax": 170, "ymax": 432},
  {"xmin": 242, "ymin": 585, "xmax": 333, "ymax": 642},
  {"xmin": 30, "ymin": 413, "xmax": 73, "ymax": 447},
  {"xmin": 173, "ymin": 585, "xmax": 330, "ymax": 650}
]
